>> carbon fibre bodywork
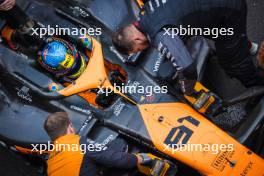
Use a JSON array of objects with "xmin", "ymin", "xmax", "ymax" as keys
[{"xmin": 0, "ymin": 0, "xmax": 264, "ymax": 176}]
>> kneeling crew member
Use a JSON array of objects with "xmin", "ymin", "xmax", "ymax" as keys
[
  {"xmin": 44, "ymin": 112, "xmax": 175, "ymax": 176},
  {"xmin": 112, "ymin": 0, "xmax": 264, "ymax": 115}
]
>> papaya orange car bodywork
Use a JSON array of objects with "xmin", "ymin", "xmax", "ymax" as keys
[
  {"xmin": 139, "ymin": 103, "xmax": 264, "ymax": 176},
  {"xmin": 137, "ymin": 0, "xmax": 144, "ymax": 8},
  {"xmin": 58, "ymin": 38, "xmax": 137, "ymax": 104},
  {"xmin": 56, "ymin": 38, "xmax": 264, "ymax": 176}
]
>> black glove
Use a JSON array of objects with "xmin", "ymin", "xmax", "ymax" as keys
[{"xmin": 177, "ymin": 63, "xmax": 198, "ymax": 96}]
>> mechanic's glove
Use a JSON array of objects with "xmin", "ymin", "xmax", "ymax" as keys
[
  {"xmin": 136, "ymin": 153, "xmax": 177, "ymax": 176},
  {"xmin": 178, "ymin": 75, "xmax": 196, "ymax": 96},
  {"xmin": 184, "ymin": 82, "xmax": 222, "ymax": 115},
  {"xmin": 177, "ymin": 64, "xmax": 198, "ymax": 96},
  {"xmin": 157, "ymin": 59, "xmax": 197, "ymax": 96}
]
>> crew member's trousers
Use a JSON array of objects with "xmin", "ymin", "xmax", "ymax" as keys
[{"xmin": 215, "ymin": 0, "xmax": 264, "ymax": 87}]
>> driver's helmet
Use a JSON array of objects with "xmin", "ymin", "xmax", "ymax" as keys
[{"xmin": 38, "ymin": 37, "xmax": 87, "ymax": 80}]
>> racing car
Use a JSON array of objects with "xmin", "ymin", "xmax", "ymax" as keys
[{"xmin": 0, "ymin": 0, "xmax": 264, "ymax": 176}]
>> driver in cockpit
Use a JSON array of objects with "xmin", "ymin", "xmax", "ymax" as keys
[
  {"xmin": 37, "ymin": 36, "xmax": 92, "ymax": 82},
  {"xmin": 38, "ymin": 36, "xmax": 126, "ymax": 108}
]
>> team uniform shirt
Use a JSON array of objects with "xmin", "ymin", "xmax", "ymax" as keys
[
  {"xmin": 47, "ymin": 134, "xmax": 137, "ymax": 176},
  {"xmin": 136, "ymin": 0, "xmax": 244, "ymax": 85}
]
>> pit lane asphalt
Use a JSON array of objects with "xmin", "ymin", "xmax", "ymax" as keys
[{"xmin": 0, "ymin": 0, "xmax": 264, "ymax": 175}]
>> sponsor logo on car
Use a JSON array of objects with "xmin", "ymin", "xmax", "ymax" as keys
[
  {"xmin": 113, "ymin": 102, "xmax": 125, "ymax": 116},
  {"xmin": 16, "ymin": 86, "xmax": 32, "ymax": 102}
]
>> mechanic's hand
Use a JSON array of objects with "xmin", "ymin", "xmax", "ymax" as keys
[
  {"xmin": 0, "ymin": 0, "xmax": 16, "ymax": 11},
  {"xmin": 137, "ymin": 153, "xmax": 153, "ymax": 165},
  {"xmin": 257, "ymin": 41, "xmax": 264, "ymax": 69},
  {"xmin": 136, "ymin": 153, "xmax": 177, "ymax": 176}
]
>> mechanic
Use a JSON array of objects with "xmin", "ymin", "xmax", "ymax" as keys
[
  {"xmin": 112, "ymin": 0, "xmax": 264, "ymax": 113},
  {"xmin": 0, "ymin": 0, "xmax": 42, "ymax": 49},
  {"xmin": 44, "ymin": 112, "xmax": 174, "ymax": 176}
]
